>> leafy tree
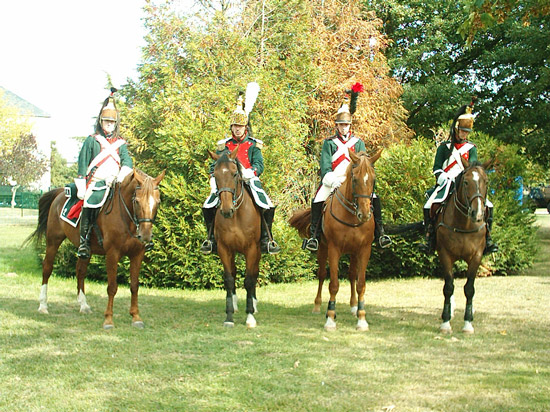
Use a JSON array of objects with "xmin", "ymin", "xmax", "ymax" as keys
[
  {"xmin": 50, "ymin": 142, "xmax": 78, "ymax": 188},
  {"xmin": 0, "ymin": 91, "xmax": 33, "ymax": 155},
  {"xmin": 365, "ymin": 0, "xmax": 550, "ymax": 166}
]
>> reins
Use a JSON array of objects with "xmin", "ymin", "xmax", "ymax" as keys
[
  {"xmin": 118, "ymin": 180, "xmax": 159, "ymax": 239},
  {"xmin": 215, "ymin": 157, "xmax": 245, "ymax": 211}
]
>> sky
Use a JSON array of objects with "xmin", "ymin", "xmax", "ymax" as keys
[{"xmin": 0, "ymin": 0, "xmax": 150, "ymax": 161}]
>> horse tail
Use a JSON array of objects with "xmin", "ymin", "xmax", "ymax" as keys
[
  {"xmin": 288, "ymin": 208, "xmax": 311, "ymax": 239},
  {"xmin": 25, "ymin": 188, "xmax": 63, "ymax": 245},
  {"xmin": 385, "ymin": 221, "xmax": 424, "ymax": 235}
]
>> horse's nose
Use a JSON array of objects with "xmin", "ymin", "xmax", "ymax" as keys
[{"xmin": 222, "ymin": 208, "xmax": 234, "ymax": 218}]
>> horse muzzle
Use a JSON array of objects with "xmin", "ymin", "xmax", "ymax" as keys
[{"xmin": 221, "ymin": 208, "xmax": 235, "ymax": 219}]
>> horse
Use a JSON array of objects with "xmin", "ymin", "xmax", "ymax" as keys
[
  {"xmin": 434, "ymin": 159, "xmax": 491, "ymax": 334},
  {"xmin": 289, "ymin": 149, "xmax": 382, "ymax": 331},
  {"xmin": 29, "ymin": 169, "xmax": 165, "ymax": 329},
  {"xmin": 208, "ymin": 147, "xmax": 262, "ymax": 328}
]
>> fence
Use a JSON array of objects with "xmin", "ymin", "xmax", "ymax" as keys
[{"xmin": 0, "ymin": 185, "xmax": 42, "ymax": 209}]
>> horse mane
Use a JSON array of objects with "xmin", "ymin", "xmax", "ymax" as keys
[
  {"xmin": 343, "ymin": 152, "xmax": 372, "ymax": 197},
  {"xmin": 134, "ymin": 169, "xmax": 156, "ymax": 197},
  {"xmin": 217, "ymin": 152, "xmax": 243, "ymax": 176}
]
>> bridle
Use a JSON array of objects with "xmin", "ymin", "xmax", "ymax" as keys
[
  {"xmin": 119, "ymin": 180, "xmax": 160, "ymax": 239},
  {"xmin": 330, "ymin": 160, "xmax": 373, "ymax": 227},
  {"xmin": 215, "ymin": 158, "xmax": 244, "ymax": 211},
  {"xmin": 438, "ymin": 167, "xmax": 487, "ymax": 233}
]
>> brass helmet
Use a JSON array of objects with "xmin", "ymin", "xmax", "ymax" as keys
[
  {"xmin": 455, "ymin": 106, "xmax": 475, "ymax": 133},
  {"xmin": 334, "ymin": 82, "xmax": 363, "ymax": 124},
  {"xmin": 95, "ymin": 87, "xmax": 120, "ymax": 135},
  {"xmin": 230, "ymin": 94, "xmax": 248, "ymax": 126}
]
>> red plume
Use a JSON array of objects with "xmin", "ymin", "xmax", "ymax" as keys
[{"xmin": 351, "ymin": 82, "xmax": 364, "ymax": 93}]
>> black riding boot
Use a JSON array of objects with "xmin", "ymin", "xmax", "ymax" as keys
[
  {"xmin": 77, "ymin": 208, "xmax": 93, "ymax": 259},
  {"xmin": 260, "ymin": 207, "xmax": 281, "ymax": 254},
  {"xmin": 483, "ymin": 207, "xmax": 499, "ymax": 255},
  {"xmin": 373, "ymin": 196, "xmax": 392, "ymax": 248},
  {"xmin": 418, "ymin": 208, "xmax": 435, "ymax": 254},
  {"xmin": 304, "ymin": 201, "xmax": 324, "ymax": 251},
  {"xmin": 200, "ymin": 207, "xmax": 217, "ymax": 255}
]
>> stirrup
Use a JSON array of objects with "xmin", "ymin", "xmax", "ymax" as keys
[
  {"xmin": 77, "ymin": 244, "xmax": 91, "ymax": 259},
  {"xmin": 200, "ymin": 239, "xmax": 213, "ymax": 255},
  {"xmin": 304, "ymin": 238, "xmax": 319, "ymax": 252},
  {"xmin": 483, "ymin": 242, "xmax": 499, "ymax": 255},
  {"xmin": 267, "ymin": 240, "xmax": 280, "ymax": 255},
  {"xmin": 145, "ymin": 241, "xmax": 154, "ymax": 252},
  {"xmin": 378, "ymin": 234, "xmax": 392, "ymax": 249}
]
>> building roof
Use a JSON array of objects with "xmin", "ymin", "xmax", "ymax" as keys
[{"xmin": 0, "ymin": 86, "xmax": 50, "ymax": 118}]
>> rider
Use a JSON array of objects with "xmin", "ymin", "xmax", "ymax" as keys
[
  {"xmin": 74, "ymin": 88, "xmax": 133, "ymax": 259},
  {"xmin": 419, "ymin": 101, "xmax": 498, "ymax": 255},
  {"xmin": 303, "ymin": 83, "xmax": 392, "ymax": 252},
  {"xmin": 201, "ymin": 83, "xmax": 281, "ymax": 255}
]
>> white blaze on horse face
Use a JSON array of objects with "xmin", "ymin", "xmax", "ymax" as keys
[
  {"xmin": 148, "ymin": 195, "xmax": 156, "ymax": 215},
  {"xmin": 472, "ymin": 171, "xmax": 480, "ymax": 182},
  {"xmin": 471, "ymin": 171, "xmax": 484, "ymax": 220},
  {"xmin": 363, "ymin": 172, "xmax": 369, "ymax": 185}
]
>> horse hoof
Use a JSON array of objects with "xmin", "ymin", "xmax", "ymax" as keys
[
  {"xmin": 356, "ymin": 319, "xmax": 369, "ymax": 331},
  {"xmin": 37, "ymin": 307, "xmax": 49, "ymax": 314},
  {"xmin": 223, "ymin": 321, "xmax": 235, "ymax": 328},
  {"xmin": 439, "ymin": 321, "xmax": 452, "ymax": 334},
  {"xmin": 462, "ymin": 321, "xmax": 474, "ymax": 334},
  {"xmin": 350, "ymin": 306, "xmax": 358, "ymax": 317},
  {"xmin": 132, "ymin": 321, "xmax": 145, "ymax": 329},
  {"xmin": 324, "ymin": 317, "xmax": 337, "ymax": 331},
  {"xmin": 103, "ymin": 323, "xmax": 114, "ymax": 330},
  {"xmin": 312, "ymin": 308, "xmax": 321, "ymax": 315},
  {"xmin": 80, "ymin": 306, "xmax": 92, "ymax": 314}
]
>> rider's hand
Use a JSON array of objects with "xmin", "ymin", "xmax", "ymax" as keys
[
  {"xmin": 116, "ymin": 166, "xmax": 133, "ymax": 184},
  {"xmin": 242, "ymin": 168, "xmax": 256, "ymax": 180},
  {"xmin": 331, "ymin": 176, "xmax": 346, "ymax": 189},
  {"xmin": 74, "ymin": 178, "xmax": 86, "ymax": 200},
  {"xmin": 437, "ymin": 172, "xmax": 450, "ymax": 186}
]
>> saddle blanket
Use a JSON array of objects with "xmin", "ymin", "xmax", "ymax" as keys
[{"xmin": 60, "ymin": 183, "xmax": 83, "ymax": 227}]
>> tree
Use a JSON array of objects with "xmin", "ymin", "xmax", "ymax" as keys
[
  {"xmin": 50, "ymin": 142, "xmax": 78, "ymax": 188},
  {"xmin": 365, "ymin": 0, "xmax": 550, "ymax": 166},
  {"xmin": 0, "ymin": 90, "xmax": 33, "ymax": 155}
]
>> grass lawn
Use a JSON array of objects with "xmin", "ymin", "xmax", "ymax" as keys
[{"xmin": 0, "ymin": 210, "xmax": 549, "ymax": 412}]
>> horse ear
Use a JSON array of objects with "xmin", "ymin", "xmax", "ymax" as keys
[
  {"xmin": 369, "ymin": 148, "xmax": 383, "ymax": 164},
  {"xmin": 154, "ymin": 169, "xmax": 166, "ymax": 186},
  {"xmin": 349, "ymin": 150, "xmax": 360, "ymax": 163},
  {"xmin": 208, "ymin": 150, "xmax": 220, "ymax": 160},
  {"xmin": 134, "ymin": 170, "xmax": 145, "ymax": 185},
  {"xmin": 229, "ymin": 146, "xmax": 239, "ymax": 160},
  {"xmin": 461, "ymin": 156, "xmax": 469, "ymax": 169}
]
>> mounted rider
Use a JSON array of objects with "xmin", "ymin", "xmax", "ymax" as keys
[
  {"xmin": 201, "ymin": 82, "xmax": 280, "ymax": 255},
  {"xmin": 74, "ymin": 88, "xmax": 133, "ymax": 259},
  {"xmin": 303, "ymin": 83, "xmax": 392, "ymax": 252},
  {"xmin": 419, "ymin": 101, "xmax": 498, "ymax": 255}
]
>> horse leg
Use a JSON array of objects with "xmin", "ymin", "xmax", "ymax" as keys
[
  {"xmin": 220, "ymin": 248, "xmax": 236, "ymax": 327},
  {"xmin": 244, "ymin": 247, "xmax": 261, "ymax": 328},
  {"xmin": 462, "ymin": 257, "xmax": 481, "ymax": 334},
  {"xmin": 324, "ymin": 245, "xmax": 341, "ymax": 331},
  {"xmin": 231, "ymin": 259, "xmax": 238, "ymax": 313},
  {"xmin": 38, "ymin": 234, "xmax": 65, "ymax": 314},
  {"xmin": 349, "ymin": 255, "xmax": 358, "ymax": 316},
  {"xmin": 76, "ymin": 257, "xmax": 92, "ymax": 314},
  {"xmin": 313, "ymin": 245, "xmax": 328, "ymax": 314},
  {"xmin": 129, "ymin": 252, "xmax": 145, "ymax": 328},
  {"xmin": 439, "ymin": 254, "xmax": 455, "ymax": 334},
  {"xmin": 103, "ymin": 251, "xmax": 121, "ymax": 329},
  {"xmin": 355, "ymin": 251, "xmax": 372, "ymax": 332}
]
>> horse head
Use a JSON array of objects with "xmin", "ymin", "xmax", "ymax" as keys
[
  {"xmin": 457, "ymin": 158, "xmax": 489, "ymax": 223},
  {"xmin": 209, "ymin": 147, "xmax": 241, "ymax": 219},
  {"xmin": 345, "ymin": 149, "xmax": 382, "ymax": 223},
  {"xmin": 125, "ymin": 169, "xmax": 165, "ymax": 244}
]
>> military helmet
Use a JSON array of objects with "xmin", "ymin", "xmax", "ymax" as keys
[
  {"xmin": 99, "ymin": 87, "xmax": 119, "ymax": 122},
  {"xmin": 230, "ymin": 94, "xmax": 248, "ymax": 126},
  {"xmin": 334, "ymin": 82, "xmax": 363, "ymax": 124},
  {"xmin": 455, "ymin": 106, "xmax": 475, "ymax": 132}
]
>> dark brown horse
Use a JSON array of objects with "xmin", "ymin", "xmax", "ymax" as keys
[
  {"xmin": 208, "ymin": 148, "xmax": 262, "ymax": 328},
  {"xmin": 289, "ymin": 150, "xmax": 382, "ymax": 331},
  {"xmin": 434, "ymin": 159, "xmax": 491, "ymax": 334},
  {"xmin": 30, "ymin": 169, "xmax": 165, "ymax": 329}
]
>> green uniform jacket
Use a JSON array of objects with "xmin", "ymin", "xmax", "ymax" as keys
[
  {"xmin": 319, "ymin": 134, "xmax": 366, "ymax": 179},
  {"xmin": 77, "ymin": 134, "xmax": 133, "ymax": 179},
  {"xmin": 433, "ymin": 140, "xmax": 477, "ymax": 180}
]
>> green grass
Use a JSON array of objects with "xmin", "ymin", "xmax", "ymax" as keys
[{"xmin": 1, "ymin": 212, "xmax": 549, "ymax": 412}]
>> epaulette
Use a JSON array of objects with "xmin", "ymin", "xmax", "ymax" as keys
[
  {"xmin": 249, "ymin": 137, "xmax": 263, "ymax": 149},
  {"xmin": 216, "ymin": 137, "xmax": 232, "ymax": 151}
]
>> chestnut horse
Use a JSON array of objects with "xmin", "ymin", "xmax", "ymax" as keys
[
  {"xmin": 434, "ymin": 159, "xmax": 491, "ymax": 334},
  {"xmin": 30, "ymin": 169, "xmax": 165, "ymax": 329},
  {"xmin": 209, "ymin": 148, "xmax": 261, "ymax": 328},
  {"xmin": 289, "ymin": 150, "xmax": 382, "ymax": 331}
]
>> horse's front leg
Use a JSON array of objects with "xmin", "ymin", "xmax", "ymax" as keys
[
  {"xmin": 439, "ymin": 253, "xmax": 455, "ymax": 334},
  {"xmin": 324, "ymin": 244, "xmax": 341, "ymax": 331},
  {"xmin": 244, "ymin": 246, "xmax": 261, "ymax": 328},
  {"xmin": 129, "ymin": 250, "xmax": 145, "ymax": 328},
  {"xmin": 463, "ymin": 255, "xmax": 481, "ymax": 334},
  {"xmin": 103, "ymin": 250, "xmax": 121, "ymax": 329},
  {"xmin": 219, "ymin": 247, "xmax": 236, "ymax": 327},
  {"xmin": 313, "ymin": 245, "xmax": 328, "ymax": 314},
  {"xmin": 76, "ymin": 257, "xmax": 92, "ymax": 314},
  {"xmin": 349, "ymin": 255, "xmax": 358, "ymax": 316},
  {"xmin": 354, "ymin": 249, "xmax": 372, "ymax": 331}
]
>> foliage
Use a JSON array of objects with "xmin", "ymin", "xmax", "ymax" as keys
[
  {"xmin": 49, "ymin": 142, "xmax": 78, "ymax": 188},
  {"xmin": 0, "ymin": 132, "xmax": 47, "ymax": 187},
  {"xmin": 0, "ymin": 90, "xmax": 32, "ymax": 154},
  {"xmin": 117, "ymin": 0, "xmax": 409, "ymax": 288},
  {"xmin": 365, "ymin": 0, "xmax": 550, "ymax": 167}
]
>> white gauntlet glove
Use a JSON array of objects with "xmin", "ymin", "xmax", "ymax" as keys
[
  {"xmin": 323, "ymin": 172, "xmax": 345, "ymax": 189},
  {"xmin": 437, "ymin": 171, "xmax": 450, "ymax": 186},
  {"xmin": 242, "ymin": 168, "xmax": 256, "ymax": 180},
  {"xmin": 74, "ymin": 178, "xmax": 86, "ymax": 200},
  {"xmin": 116, "ymin": 166, "xmax": 133, "ymax": 183}
]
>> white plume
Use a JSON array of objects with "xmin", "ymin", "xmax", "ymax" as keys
[{"xmin": 244, "ymin": 82, "xmax": 260, "ymax": 116}]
